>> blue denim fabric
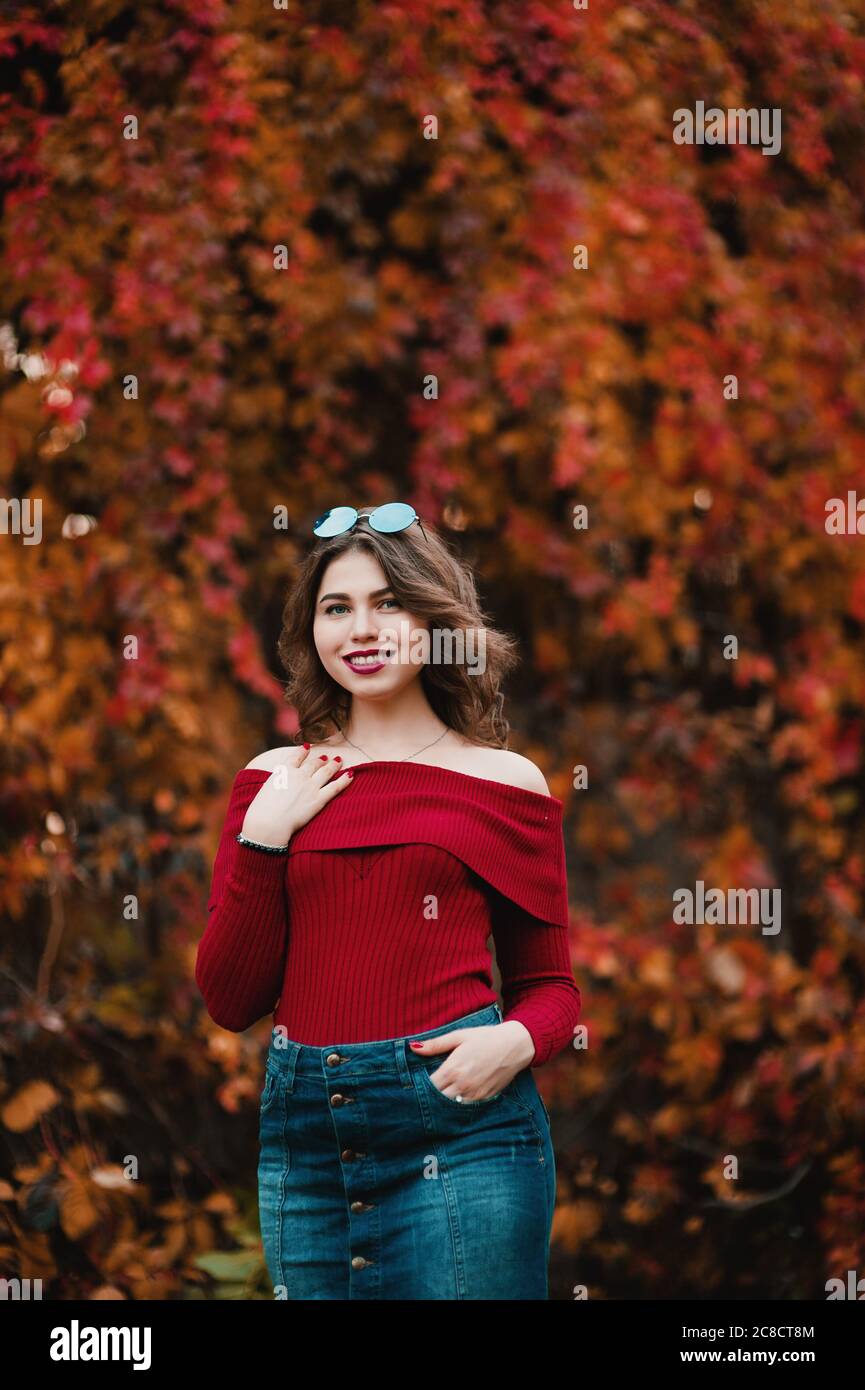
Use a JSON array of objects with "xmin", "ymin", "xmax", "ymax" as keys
[{"xmin": 257, "ymin": 1003, "xmax": 556, "ymax": 1299}]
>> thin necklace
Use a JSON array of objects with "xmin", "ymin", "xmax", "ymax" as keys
[{"xmin": 336, "ymin": 722, "xmax": 451, "ymax": 764}]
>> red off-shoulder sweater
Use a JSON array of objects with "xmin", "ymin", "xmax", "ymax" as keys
[{"xmin": 195, "ymin": 761, "xmax": 582, "ymax": 1067}]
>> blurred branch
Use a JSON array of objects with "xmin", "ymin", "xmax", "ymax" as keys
[
  {"xmin": 36, "ymin": 873, "xmax": 65, "ymax": 1003},
  {"xmin": 701, "ymin": 1161, "xmax": 812, "ymax": 1211}
]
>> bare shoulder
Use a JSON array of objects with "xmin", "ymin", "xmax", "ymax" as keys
[
  {"xmin": 243, "ymin": 746, "xmax": 304, "ymax": 772},
  {"xmin": 461, "ymin": 746, "xmax": 551, "ymax": 796}
]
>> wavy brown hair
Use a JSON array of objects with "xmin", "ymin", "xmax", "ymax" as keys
[{"xmin": 277, "ymin": 515, "xmax": 519, "ymax": 748}]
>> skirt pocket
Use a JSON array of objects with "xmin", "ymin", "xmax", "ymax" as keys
[
  {"xmin": 420, "ymin": 1061, "xmax": 504, "ymax": 1108},
  {"xmin": 258, "ymin": 1063, "xmax": 290, "ymax": 1169},
  {"xmin": 260, "ymin": 1067, "xmax": 278, "ymax": 1112},
  {"xmin": 412, "ymin": 1062, "xmax": 548, "ymax": 1167}
]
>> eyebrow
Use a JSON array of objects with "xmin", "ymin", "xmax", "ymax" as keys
[{"xmin": 317, "ymin": 586, "xmax": 395, "ymax": 604}]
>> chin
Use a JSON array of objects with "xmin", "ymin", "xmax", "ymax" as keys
[{"xmin": 330, "ymin": 661, "xmax": 420, "ymax": 696}]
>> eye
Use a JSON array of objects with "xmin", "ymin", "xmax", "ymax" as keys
[{"xmin": 323, "ymin": 597, "xmax": 401, "ymax": 615}]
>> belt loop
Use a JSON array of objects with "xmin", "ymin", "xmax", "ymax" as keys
[
  {"xmin": 270, "ymin": 1026, "xmax": 299, "ymax": 1092},
  {"xmin": 284, "ymin": 1042, "xmax": 299, "ymax": 1092},
  {"xmin": 393, "ymin": 1037, "xmax": 413, "ymax": 1087},
  {"xmin": 494, "ymin": 1002, "xmax": 503, "ymax": 1023}
]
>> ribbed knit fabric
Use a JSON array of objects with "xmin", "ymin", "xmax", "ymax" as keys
[{"xmin": 195, "ymin": 761, "xmax": 582, "ymax": 1067}]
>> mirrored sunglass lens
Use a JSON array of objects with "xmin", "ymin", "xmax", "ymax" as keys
[
  {"xmin": 313, "ymin": 506, "xmax": 358, "ymax": 537},
  {"xmin": 370, "ymin": 502, "xmax": 416, "ymax": 533}
]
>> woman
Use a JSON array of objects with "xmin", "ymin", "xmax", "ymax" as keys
[{"xmin": 196, "ymin": 502, "xmax": 582, "ymax": 1300}]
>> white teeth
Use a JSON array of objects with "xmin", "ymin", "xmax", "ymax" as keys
[{"xmin": 346, "ymin": 654, "xmax": 382, "ymax": 666}]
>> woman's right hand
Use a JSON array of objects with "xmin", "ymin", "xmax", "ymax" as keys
[{"xmin": 240, "ymin": 747, "xmax": 353, "ymax": 845}]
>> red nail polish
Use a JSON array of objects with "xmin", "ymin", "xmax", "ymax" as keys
[
  {"xmin": 410, "ymin": 1041, "xmax": 422, "ymax": 1048},
  {"xmin": 347, "ymin": 769, "xmax": 354, "ymax": 778},
  {"xmin": 303, "ymin": 742, "xmax": 310, "ymax": 750},
  {"xmin": 334, "ymin": 755, "xmax": 342, "ymax": 762},
  {"xmin": 319, "ymin": 754, "xmax": 327, "ymax": 760}
]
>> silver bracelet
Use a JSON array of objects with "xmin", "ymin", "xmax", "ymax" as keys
[{"xmin": 235, "ymin": 832, "xmax": 289, "ymax": 855}]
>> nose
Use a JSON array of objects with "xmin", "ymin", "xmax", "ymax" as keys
[{"xmin": 349, "ymin": 609, "xmax": 378, "ymax": 643}]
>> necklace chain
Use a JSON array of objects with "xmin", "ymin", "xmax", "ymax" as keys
[{"xmin": 335, "ymin": 722, "xmax": 451, "ymax": 764}]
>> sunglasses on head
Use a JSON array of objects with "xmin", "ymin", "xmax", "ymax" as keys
[{"xmin": 312, "ymin": 502, "xmax": 427, "ymax": 541}]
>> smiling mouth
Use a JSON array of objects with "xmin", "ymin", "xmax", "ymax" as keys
[{"xmin": 342, "ymin": 651, "xmax": 391, "ymax": 669}]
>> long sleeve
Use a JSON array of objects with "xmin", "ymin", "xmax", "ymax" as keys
[
  {"xmin": 195, "ymin": 772, "xmax": 290, "ymax": 1032},
  {"xmin": 489, "ymin": 886, "xmax": 582, "ymax": 1068}
]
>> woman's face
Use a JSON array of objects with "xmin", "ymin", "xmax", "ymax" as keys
[{"xmin": 313, "ymin": 548, "xmax": 428, "ymax": 699}]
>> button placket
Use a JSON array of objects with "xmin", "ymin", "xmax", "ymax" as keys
[{"xmin": 324, "ymin": 1050, "xmax": 380, "ymax": 1294}]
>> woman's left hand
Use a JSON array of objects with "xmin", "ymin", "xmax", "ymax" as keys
[{"xmin": 410, "ymin": 1021, "xmax": 536, "ymax": 1101}]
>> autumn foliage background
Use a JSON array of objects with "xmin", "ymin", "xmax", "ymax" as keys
[{"xmin": 1, "ymin": 0, "xmax": 864, "ymax": 1300}]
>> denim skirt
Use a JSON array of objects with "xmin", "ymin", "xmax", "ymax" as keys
[{"xmin": 257, "ymin": 1002, "xmax": 556, "ymax": 1300}]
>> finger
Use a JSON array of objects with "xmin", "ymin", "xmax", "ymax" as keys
[
  {"xmin": 431, "ymin": 1072, "xmax": 463, "ymax": 1098},
  {"xmin": 410, "ymin": 1031, "xmax": 461, "ymax": 1055},
  {"xmin": 321, "ymin": 766, "xmax": 354, "ymax": 794},
  {"xmin": 273, "ymin": 746, "xmax": 311, "ymax": 775},
  {"xmin": 269, "ymin": 749, "xmax": 309, "ymax": 785},
  {"xmin": 303, "ymin": 753, "xmax": 335, "ymax": 780},
  {"xmin": 310, "ymin": 753, "xmax": 345, "ymax": 783}
]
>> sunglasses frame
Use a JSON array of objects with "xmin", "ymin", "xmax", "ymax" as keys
[{"xmin": 312, "ymin": 502, "xmax": 428, "ymax": 542}]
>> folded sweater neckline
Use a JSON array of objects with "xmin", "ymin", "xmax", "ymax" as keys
[
  {"xmin": 232, "ymin": 758, "xmax": 563, "ymax": 808},
  {"xmin": 228, "ymin": 758, "xmax": 569, "ymax": 927}
]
